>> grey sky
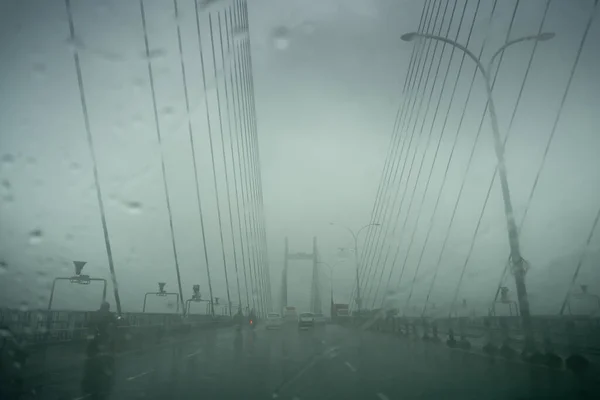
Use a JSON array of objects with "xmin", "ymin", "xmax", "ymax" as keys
[{"xmin": 1, "ymin": 0, "xmax": 599, "ymax": 317}]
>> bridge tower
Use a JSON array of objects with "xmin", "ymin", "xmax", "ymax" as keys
[{"xmin": 281, "ymin": 237, "xmax": 322, "ymax": 314}]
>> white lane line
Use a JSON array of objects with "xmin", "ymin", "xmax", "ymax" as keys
[
  {"xmin": 126, "ymin": 370, "xmax": 153, "ymax": 381},
  {"xmin": 185, "ymin": 349, "xmax": 203, "ymax": 358},
  {"xmin": 73, "ymin": 395, "xmax": 90, "ymax": 400},
  {"xmin": 345, "ymin": 361, "xmax": 357, "ymax": 372},
  {"xmin": 377, "ymin": 393, "xmax": 389, "ymax": 400}
]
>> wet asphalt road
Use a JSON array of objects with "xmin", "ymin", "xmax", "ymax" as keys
[{"xmin": 19, "ymin": 323, "xmax": 600, "ymax": 400}]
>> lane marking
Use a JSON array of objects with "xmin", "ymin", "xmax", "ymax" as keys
[
  {"xmin": 345, "ymin": 361, "xmax": 357, "ymax": 372},
  {"xmin": 185, "ymin": 349, "xmax": 203, "ymax": 358},
  {"xmin": 126, "ymin": 370, "xmax": 152, "ymax": 381},
  {"xmin": 73, "ymin": 395, "xmax": 90, "ymax": 400},
  {"xmin": 377, "ymin": 393, "xmax": 389, "ymax": 400}
]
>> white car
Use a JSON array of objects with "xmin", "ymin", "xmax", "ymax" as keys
[
  {"xmin": 266, "ymin": 313, "xmax": 283, "ymax": 329},
  {"xmin": 298, "ymin": 312, "xmax": 315, "ymax": 329}
]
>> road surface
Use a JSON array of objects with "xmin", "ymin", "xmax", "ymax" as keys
[{"xmin": 19, "ymin": 323, "xmax": 600, "ymax": 399}]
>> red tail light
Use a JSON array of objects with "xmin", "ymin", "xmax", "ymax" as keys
[{"xmin": 250, "ymin": 320, "xmax": 253, "ymax": 324}]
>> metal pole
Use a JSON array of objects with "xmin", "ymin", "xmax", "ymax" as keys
[{"xmin": 400, "ymin": 31, "xmax": 555, "ymax": 350}]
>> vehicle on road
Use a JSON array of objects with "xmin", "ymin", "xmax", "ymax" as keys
[
  {"xmin": 266, "ymin": 313, "xmax": 283, "ymax": 329},
  {"xmin": 298, "ymin": 312, "xmax": 315, "ymax": 329},
  {"xmin": 283, "ymin": 306, "xmax": 297, "ymax": 323},
  {"xmin": 313, "ymin": 313, "xmax": 327, "ymax": 325}
]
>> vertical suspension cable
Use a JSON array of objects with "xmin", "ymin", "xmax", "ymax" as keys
[
  {"xmin": 208, "ymin": 12, "xmax": 234, "ymax": 316},
  {"xmin": 242, "ymin": 0, "xmax": 272, "ymax": 312},
  {"xmin": 225, "ymin": 6, "xmax": 251, "ymax": 311},
  {"xmin": 365, "ymin": 0, "xmax": 446, "ymax": 300},
  {"xmin": 232, "ymin": 8, "xmax": 257, "ymax": 313},
  {"xmin": 239, "ymin": 35, "xmax": 265, "ymax": 316},
  {"xmin": 421, "ymin": 0, "xmax": 498, "ymax": 316},
  {"xmin": 351, "ymin": 0, "xmax": 433, "ymax": 307},
  {"xmin": 64, "ymin": 0, "xmax": 122, "ymax": 314},
  {"xmin": 386, "ymin": 0, "xmax": 468, "ymax": 312},
  {"xmin": 357, "ymin": 0, "xmax": 440, "ymax": 306},
  {"xmin": 217, "ymin": 10, "xmax": 243, "ymax": 311},
  {"xmin": 370, "ymin": 0, "xmax": 459, "ymax": 308},
  {"xmin": 446, "ymin": 0, "xmax": 520, "ymax": 317},
  {"xmin": 140, "ymin": 0, "xmax": 186, "ymax": 314}
]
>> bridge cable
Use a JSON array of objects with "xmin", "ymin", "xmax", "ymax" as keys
[
  {"xmin": 356, "ymin": 0, "xmax": 442, "ymax": 306},
  {"xmin": 348, "ymin": 0, "xmax": 432, "ymax": 308},
  {"xmin": 379, "ymin": 0, "xmax": 469, "ymax": 311},
  {"xmin": 231, "ymin": 6, "xmax": 257, "ymax": 313},
  {"xmin": 243, "ymin": 0, "xmax": 273, "ymax": 311},
  {"xmin": 208, "ymin": 11, "xmax": 237, "ymax": 315},
  {"xmin": 240, "ymin": 33, "xmax": 267, "ymax": 317},
  {"xmin": 361, "ymin": 0, "xmax": 448, "ymax": 303},
  {"xmin": 445, "ymin": 0, "xmax": 521, "ymax": 318},
  {"xmin": 495, "ymin": 0, "xmax": 598, "ymax": 311},
  {"xmin": 418, "ymin": 0, "xmax": 500, "ymax": 317},
  {"xmin": 415, "ymin": 0, "xmax": 531, "ymax": 316},
  {"xmin": 224, "ymin": 6, "xmax": 251, "ymax": 312},
  {"xmin": 194, "ymin": 1, "xmax": 236, "ymax": 317},
  {"xmin": 64, "ymin": 0, "xmax": 123, "ymax": 315},
  {"xmin": 351, "ymin": 0, "xmax": 433, "ymax": 306},
  {"xmin": 216, "ymin": 10, "xmax": 243, "ymax": 312},
  {"xmin": 368, "ymin": 0, "xmax": 461, "ymax": 308},
  {"xmin": 392, "ymin": 0, "xmax": 482, "ymax": 314},
  {"xmin": 141, "ymin": 0, "xmax": 196, "ymax": 315},
  {"xmin": 233, "ymin": 2, "xmax": 260, "ymax": 314},
  {"xmin": 357, "ymin": 0, "xmax": 437, "ymax": 305},
  {"xmin": 559, "ymin": 204, "xmax": 600, "ymax": 315}
]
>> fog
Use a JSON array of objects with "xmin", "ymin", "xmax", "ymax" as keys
[{"xmin": 1, "ymin": 0, "xmax": 599, "ymax": 319}]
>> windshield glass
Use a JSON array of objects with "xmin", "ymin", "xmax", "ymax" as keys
[{"xmin": 1, "ymin": 1, "xmax": 598, "ymax": 399}]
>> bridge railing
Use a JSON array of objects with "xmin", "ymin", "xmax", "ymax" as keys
[{"xmin": 0, "ymin": 308, "xmax": 230, "ymax": 348}]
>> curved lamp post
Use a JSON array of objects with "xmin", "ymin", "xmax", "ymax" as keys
[
  {"xmin": 401, "ymin": 31, "xmax": 555, "ymax": 349},
  {"xmin": 330, "ymin": 222, "xmax": 381, "ymax": 312}
]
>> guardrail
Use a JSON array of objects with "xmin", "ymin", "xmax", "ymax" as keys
[
  {"xmin": 0, "ymin": 308, "xmax": 230, "ymax": 348},
  {"xmin": 347, "ymin": 313, "xmax": 600, "ymax": 373}
]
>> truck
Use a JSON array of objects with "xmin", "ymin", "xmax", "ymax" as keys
[{"xmin": 331, "ymin": 303, "xmax": 350, "ymax": 322}]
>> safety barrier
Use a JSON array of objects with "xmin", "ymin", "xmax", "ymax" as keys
[{"xmin": 351, "ymin": 314, "xmax": 600, "ymax": 374}]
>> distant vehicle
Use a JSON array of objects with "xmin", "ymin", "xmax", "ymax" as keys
[
  {"xmin": 313, "ymin": 313, "xmax": 327, "ymax": 325},
  {"xmin": 266, "ymin": 313, "xmax": 283, "ymax": 329},
  {"xmin": 298, "ymin": 312, "xmax": 315, "ymax": 329},
  {"xmin": 283, "ymin": 306, "xmax": 297, "ymax": 322},
  {"xmin": 336, "ymin": 309, "xmax": 350, "ymax": 317}
]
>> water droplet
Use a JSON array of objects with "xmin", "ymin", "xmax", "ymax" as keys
[
  {"xmin": 19, "ymin": 301, "xmax": 28, "ymax": 312},
  {"xmin": 69, "ymin": 161, "xmax": 81, "ymax": 171},
  {"xmin": 65, "ymin": 233, "xmax": 74, "ymax": 241},
  {"xmin": 0, "ymin": 260, "xmax": 7, "ymax": 274},
  {"xmin": 126, "ymin": 201, "xmax": 142, "ymax": 214},
  {"xmin": 162, "ymin": 106, "xmax": 174, "ymax": 116},
  {"xmin": 271, "ymin": 26, "xmax": 290, "ymax": 50},
  {"xmin": 32, "ymin": 62, "xmax": 46, "ymax": 76},
  {"xmin": 1, "ymin": 153, "xmax": 14, "ymax": 166},
  {"xmin": 2, "ymin": 179, "xmax": 10, "ymax": 190},
  {"xmin": 29, "ymin": 229, "xmax": 43, "ymax": 245}
]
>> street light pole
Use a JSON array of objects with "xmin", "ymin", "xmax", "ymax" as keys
[
  {"xmin": 330, "ymin": 222, "xmax": 381, "ymax": 313},
  {"xmin": 318, "ymin": 260, "xmax": 346, "ymax": 305},
  {"xmin": 401, "ymin": 31, "xmax": 555, "ymax": 350}
]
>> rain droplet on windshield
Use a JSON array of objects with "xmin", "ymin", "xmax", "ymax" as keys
[
  {"xmin": 0, "ymin": 260, "xmax": 7, "ymax": 274},
  {"xmin": 271, "ymin": 26, "xmax": 290, "ymax": 50},
  {"xmin": 126, "ymin": 201, "xmax": 142, "ymax": 214},
  {"xmin": 29, "ymin": 229, "xmax": 43, "ymax": 245}
]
